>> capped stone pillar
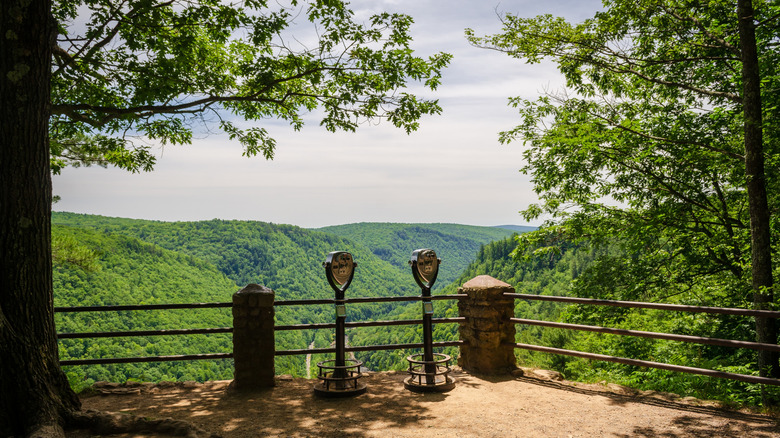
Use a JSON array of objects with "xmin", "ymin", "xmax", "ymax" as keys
[
  {"xmin": 457, "ymin": 275, "xmax": 517, "ymax": 374},
  {"xmin": 231, "ymin": 284, "xmax": 275, "ymax": 390}
]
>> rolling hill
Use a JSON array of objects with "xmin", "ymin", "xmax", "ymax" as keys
[{"xmin": 51, "ymin": 212, "xmax": 526, "ymax": 385}]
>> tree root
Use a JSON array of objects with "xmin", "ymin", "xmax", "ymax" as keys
[
  {"xmin": 27, "ymin": 423, "xmax": 66, "ymax": 438},
  {"xmin": 67, "ymin": 409, "xmax": 219, "ymax": 437}
]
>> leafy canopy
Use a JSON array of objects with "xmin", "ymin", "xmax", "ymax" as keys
[
  {"xmin": 50, "ymin": 0, "xmax": 451, "ymax": 173},
  {"xmin": 467, "ymin": 0, "xmax": 780, "ymax": 303}
]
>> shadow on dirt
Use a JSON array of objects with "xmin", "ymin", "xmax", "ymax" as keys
[
  {"xmin": 75, "ymin": 371, "xmax": 454, "ymax": 437},
  {"xmin": 72, "ymin": 370, "xmax": 780, "ymax": 437},
  {"xmin": 514, "ymin": 375, "xmax": 780, "ymax": 438}
]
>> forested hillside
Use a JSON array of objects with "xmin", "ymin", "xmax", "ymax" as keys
[
  {"xmin": 51, "ymin": 212, "xmax": 518, "ymax": 388},
  {"xmin": 350, "ymin": 235, "xmax": 575, "ymax": 372},
  {"xmin": 315, "ymin": 222, "xmax": 515, "ymax": 289},
  {"xmin": 52, "ymin": 213, "xmax": 434, "ymax": 301},
  {"xmin": 403, "ymin": 235, "xmax": 772, "ymax": 406},
  {"xmin": 53, "ymin": 224, "xmax": 239, "ymax": 390},
  {"xmin": 52, "ymin": 212, "xmax": 768, "ymax": 405}
]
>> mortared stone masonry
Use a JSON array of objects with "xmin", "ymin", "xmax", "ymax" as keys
[
  {"xmin": 457, "ymin": 275, "xmax": 517, "ymax": 374},
  {"xmin": 231, "ymin": 283, "xmax": 275, "ymax": 390}
]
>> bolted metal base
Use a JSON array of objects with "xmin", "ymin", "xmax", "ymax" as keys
[
  {"xmin": 404, "ymin": 353, "xmax": 456, "ymax": 393},
  {"xmin": 403, "ymin": 375, "xmax": 456, "ymax": 393},
  {"xmin": 313, "ymin": 359, "xmax": 366, "ymax": 398},
  {"xmin": 313, "ymin": 381, "xmax": 367, "ymax": 398}
]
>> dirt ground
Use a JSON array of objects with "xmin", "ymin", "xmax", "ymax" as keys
[{"xmin": 70, "ymin": 368, "xmax": 780, "ymax": 437}]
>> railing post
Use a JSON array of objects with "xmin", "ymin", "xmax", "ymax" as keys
[
  {"xmin": 457, "ymin": 275, "xmax": 517, "ymax": 374},
  {"xmin": 231, "ymin": 283, "xmax": 275, "ymax": 390}
]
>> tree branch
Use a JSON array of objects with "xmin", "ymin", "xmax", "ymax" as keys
[
  {"xmin": 551, "ymin": 91, "xmax": 745, "ymax": 160},
  {"xmin": 663, "ymin": 6, "xmax": 740, "ymax": 56}
]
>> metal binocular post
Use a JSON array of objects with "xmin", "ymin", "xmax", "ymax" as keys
[
  {"xmin": 404, "ymin": 249, "xmax": 456, "ymax": 393},
  {"xmin": 313, "ymin": 251, "xmax": 366, "ymax": 397}
]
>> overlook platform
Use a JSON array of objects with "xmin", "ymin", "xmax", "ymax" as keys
[{"xmin": 69, "ymin": 368, "xmax": 779, "ymax": 437}]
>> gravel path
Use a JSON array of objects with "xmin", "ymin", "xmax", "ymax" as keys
[{"xmin": 73, "ymin": 368, "xmax": 780, "ymax": 437}]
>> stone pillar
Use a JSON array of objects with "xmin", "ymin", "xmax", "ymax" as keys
[
  {"xmin": 231, "ymin": 284, "xmax": 275, "ymax": 390},
  {"xmin": 457, "ymin": 275, "xmax": 517, "ymax": 374}
]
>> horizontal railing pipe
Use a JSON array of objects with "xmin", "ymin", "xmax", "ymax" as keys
[
  {"xmin": 54, "ymin": 295, "xmax": 465, "ymax": 313},
  {"xmin": 57, "ymin": 318, "xmax": 466, "ymax": 339},
  {"xmin": 276, "ymin": 317, "xmax": 465, "ymax": 332},
  {"xmin": 57, "ymin": 327, "xmax": 233, "ymax": 339},
  {"xmin": 276, "ymin": 341, "xmax": 464, "ymax": 356},
  {"xmin": 509, "ymin": 342, "xmax": 780, "ymax": 386},
  {"xmin": 273, "ymin": 299, "xmax": 333, "ymax": 306},
  {"xmin": 510, "ymin": 318, "xmax": 780, "ymax": 352},
  {"xmin": 504, "ymin": 293, "xmax": 780, "ymax": 318},
  {"xmin": 60, "ymin": 342, "xmax": 465, "ymax": 365},
  {"xmin": 60, "ymin": 353, "xmax": 233, "ymax": 366},
  {"xmin": 54, "ymin": 302, "xmax": 232, "ymax": 313},
  {"xmin": 274, "ymin": 294, "xmax": 466, "ymax": 307}
]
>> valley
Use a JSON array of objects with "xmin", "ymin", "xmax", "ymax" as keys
[{"xmin": 52, "ymin": 212, "xmax": 519, "ymax": 388}]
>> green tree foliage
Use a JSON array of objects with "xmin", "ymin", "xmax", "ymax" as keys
[
  {"xmin": 52, "ymin": 231, "xmax": 99, "ymax": 271},
  {"xmin": 49, "ymin": 0, "xmax": 452, "ymax": 173},
  {"xmin": 468, "ymin": 0, "xmax": 780, "ymax": 385},
  {"xmin": 451, "ymin": 236, "xmax": 776, "ymax": 406},
  {"xmin": 53, "ymin": 212, "xmax": 415, "ymax": 300},
  {"xmin": 53, "ymin": 224, "xmax": 240, "ymax": 390}
]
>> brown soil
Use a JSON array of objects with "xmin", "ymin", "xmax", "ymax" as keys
[{"xmin": 69, "ymin": 368, "xmax": 780, "ymax": 437}]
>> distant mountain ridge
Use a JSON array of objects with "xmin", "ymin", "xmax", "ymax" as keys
[
  {"xmin": 494, "ymin": 224, "xmax": 537, "ymax": 233},
  {"xmin": 53, "ymin": 212, "xmax": 528, "ymax": 294},
  {"xmin": 315, "ymin": 222, "xmax": 519, "ymax": 289}
]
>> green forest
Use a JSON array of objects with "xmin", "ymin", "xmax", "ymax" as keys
[
  {"xmin": 53, "ymin": 210, "xmax": 780, "ymax": 406},
  {"xmin": 455, "ymin": 238, "xmax": 776, "ymax": 406},
  {"xmin": 52, "ymin": 212, "xmax": 515, "ymax": 390},
  {"xmin": 351, "ymin": 234, "xmax": 779, "ymax": 406}
]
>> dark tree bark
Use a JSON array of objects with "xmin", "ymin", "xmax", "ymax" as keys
[
  {"xmin": 0, "ymin": 0, "xmax": 81, "ymax": 436},
  {"xmin": 737, "ymin": 0, "xmax": 779, "ymax": 382}
]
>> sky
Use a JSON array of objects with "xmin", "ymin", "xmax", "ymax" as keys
[{"xmin": 52, "ymin": 0, "xmax": 603, "ymax": 229}]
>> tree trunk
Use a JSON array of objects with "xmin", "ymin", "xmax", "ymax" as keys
[
  {"xmin": 0, "ymin": 0, "xmax": 81, "ymax": 436},
  {"xmin": 737, "ymin": 0, "xmax": 780, "ymax": 384}
]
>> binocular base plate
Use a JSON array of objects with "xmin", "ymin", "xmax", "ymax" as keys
[
  {"xmin": 403, "ymin": 375, "xmax": 456, "ymax": 393},
  {"xmin": 313, "ymin": 381, "xmax": 367, "ymax": 398}
]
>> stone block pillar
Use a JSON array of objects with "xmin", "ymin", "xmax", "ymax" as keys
[
  {"xmin": 231, "ymin": 284, "xmax": 275, "ymax": 390},
  {"xmin": 457, "ymin": 275, "xmax": 517, "ymax": 374}
]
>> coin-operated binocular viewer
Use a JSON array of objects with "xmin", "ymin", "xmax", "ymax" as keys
[
  {"xmin": 404, "ymin": 249, "xmax": 456, "ymax": 392},
  {"xmin": 313, "ymin": 251, "xmax": 367, "ymax": 397}
]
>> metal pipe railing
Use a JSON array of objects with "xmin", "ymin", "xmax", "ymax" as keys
[
  {"xmin": 510, "ymin": 318, "xmax": 780, "ymax": 352},
  {"xmin": 57, "ymin": 327, "xmax": 233, "ymax": 339},
  {"xmin": 276, "ymin": 341, "xmax": 464, "ymax": 356},
  {"xmin": 57, "ymin": 318, "xmax": 466, "ymax": 339},
  {"xmin": 505, "ymin": 293, "xmax": 780, "ymax": 318},
  {"xmin": 505, "ymin": 293, "xmax": 780, "ymax": 387},
  {"xmin": 54, "ymin": 302, "xmax": 232, "ymax": 312},
  {"xmin": 60, "ymin": 353, "xmax": 234, "ymax": 366},
  {"xmin": 509, "ymin": 342, "xmax": 780, "ymax": 386},
  {"xmin": 54, "ymin": 295, "xmax": 467, "ymax": 313},
  {"xmin": 276, "ymin": 317, "xmax": 465, "ymax": 331},
  {"xmin": 274, "ymin": 294, "xmax": 467, "ymax": 306},
  {"xmin": 56, "ymin": 295, "xmax": 465, "ymax": 366},
  {"xmin": 57, "ymin": 289, "xmax": 780, "ymax": 389}
]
